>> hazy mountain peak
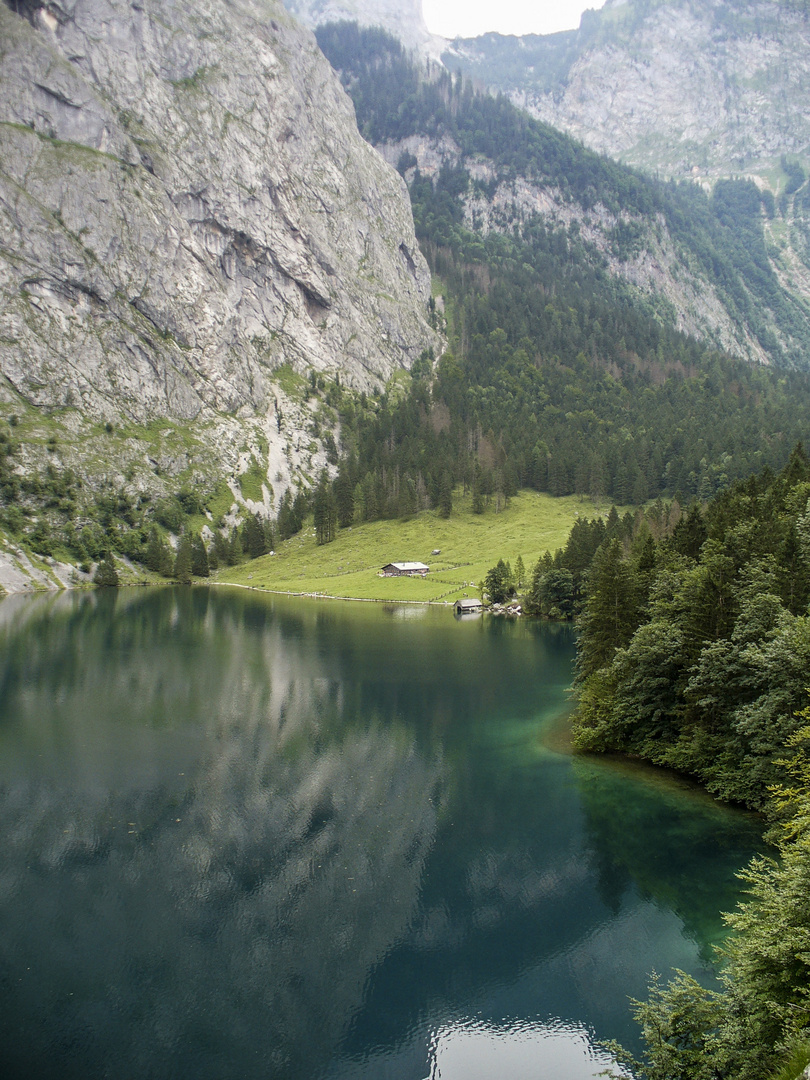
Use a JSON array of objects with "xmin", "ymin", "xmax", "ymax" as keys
[
  {"xmin": 283, "ymin": 0, "xmax": 446, "ymax": 57},
  {"xmin": 444, "ymin": 0, "xmax": 810, "ymax": 185}
]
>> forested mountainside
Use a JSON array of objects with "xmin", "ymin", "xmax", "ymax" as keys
[
  {"xmin": 321, "ymin": 21, "xmax": 810, "ymax": 368},
  {"xmin": 443, "ymin": 0, "xmax": 810, "ymax": 379},
  {"xmin": 0, "ymin": 0, "xmax": 434, "ymax": 518},
  {"xmin": 308, "ymin": 23, "xmax": 810, "ymax": 530},
  {"xmin": 444, "ymin": 0, "xmax": 810, "ymax": 183}
]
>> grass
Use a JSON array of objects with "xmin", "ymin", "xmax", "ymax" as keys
[
  {"xmin": 216, "ymin": 489, "xmax": 610, "ymax": 602},
  {"xmin": 767, "ymin": 1040, "xmax": 810, "ymax": 1080},
  {"xmin": 204, "ymin": 480, "xmax": 238, "ymax": 525},
  {"xmin": 239, "ymin": 458, "xmax": 267, "ymax": 502},
  {"xmin": 273, "ymin": 363, "xmax": 308, "ymax": 402}
]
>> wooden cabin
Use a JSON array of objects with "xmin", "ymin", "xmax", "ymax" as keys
[{"xmin": 381, "ymin": 562, "xmax": 429, "ymax": 577}]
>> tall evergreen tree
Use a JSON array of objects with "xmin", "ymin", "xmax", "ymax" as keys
[
  {"xmin": 174, "ymin": 535, "xmax": 193, "ymax": 584},
  {"xmin": 158, "ymin": 542, "xmax": 174, "ymax": 578},
  {"xmin": 93, "ymin": 551, "xmax": 119, "ymax": 587},
  {"xmin": 334, "ymin": 467, "xmax": 355, "ymax": 529},
  {"xmin": 191, "ymin": 533, "xmax": 210, "ymax": 577},
  {"xmin": 145, "ymin": 527, "xmax": 163, "ymax": 572},
  {"xmin": 313, "ymin": 471, "xmax": 337, "ymax": 545},
  {"xmin": 228, "ymin": 527, "xmax": 242, "ymax": 565},
  {"xmin": 514, "ymin": 554, "xmax": 526, "ymax": 590},
  {"xmin": 243, "ymin": 513, "xmax": 269, "ymax": 560},
  {"xmin": 576, "ymin": 538, "xmax": 640, "ymax": 680}
]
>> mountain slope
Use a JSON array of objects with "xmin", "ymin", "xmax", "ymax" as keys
[
  {"xmin": 0, "ymin": 0, "xmax": 435, "ymax": 501},
  {"xmin": 305, "ymin": 25, "xmax": 810, "ymax": 519},
  {"xmin": 444, "ymin": 0, "xmax": 810, "ymax": 185},
  {"xmin": 318, "ymin": 22, "xmax": 810, "ymax": 369}
]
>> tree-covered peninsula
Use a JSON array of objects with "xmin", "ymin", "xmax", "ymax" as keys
[{"xmin": 568, "ymin": 447, "xmax": 810, "ymax": 1078}]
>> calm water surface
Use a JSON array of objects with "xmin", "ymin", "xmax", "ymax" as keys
[{"xmin": 0, "ymin": 587, "xmax": 764, "ymax": 1079}]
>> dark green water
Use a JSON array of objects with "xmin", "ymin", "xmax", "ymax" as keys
[{"xmin": 0, "ymin": 587, "xmax": 764, "ymax": 1080}]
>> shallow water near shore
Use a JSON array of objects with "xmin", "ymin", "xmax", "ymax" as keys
[{"xmin": 0, "ymin": 587, "xmax": 764, "ymax": 1079}]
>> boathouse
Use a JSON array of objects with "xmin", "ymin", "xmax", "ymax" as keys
[{"xmin": 454, "ymin": 598, "xmax": 483, "ymax": 615}]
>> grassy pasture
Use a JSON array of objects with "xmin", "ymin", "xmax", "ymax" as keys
[{"xmin": 216, "ymin": 490, "xmax": 606, "ymax": 603}]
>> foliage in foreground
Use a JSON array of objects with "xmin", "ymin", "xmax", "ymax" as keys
[
  {"xmin": 561, "ymin": 447, "xmax": 810, "ymax": 1078},
  {"xmin": 573, "ymin": 445, "xmax": 810, "ymax": 810},
  {"xmin": 608, "ymin": 714, "xmax": 810, "ymax": 1080}
]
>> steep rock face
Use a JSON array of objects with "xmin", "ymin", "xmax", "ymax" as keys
[
  {"xmin": 282, "ymin": 0, "xmax": 445, "ymax": 58},
  {"xmin": 445, "ymin": 0, "xmax": 810, "ymax": 183},
  {"xmin": 0, "ymin": 0, "xmax": 435, "ymax": 433}
]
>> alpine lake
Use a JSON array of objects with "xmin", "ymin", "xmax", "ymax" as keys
[{"xmin": 0, "ymin": 586, "xmax": 765, "ymax": 1079}]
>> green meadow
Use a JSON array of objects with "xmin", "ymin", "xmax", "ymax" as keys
[{"xmin": 216, "ymin": 490, "xmax": 605, "ymax": 603}]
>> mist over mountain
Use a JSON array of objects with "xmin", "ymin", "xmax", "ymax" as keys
[{"xmin": 283, "ymin": 0, "xmax": 445, "ymax": 57}]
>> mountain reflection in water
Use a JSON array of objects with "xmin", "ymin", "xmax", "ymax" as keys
[{"xmin": 0, "ymin": 588, "xmax": 763, "ymax": 1080}]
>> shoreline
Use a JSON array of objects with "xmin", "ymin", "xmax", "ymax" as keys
[{"xmin": 209, "ymin": 580, "xmax": 457, "ymax": 605}]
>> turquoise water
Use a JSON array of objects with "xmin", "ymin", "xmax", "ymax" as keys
[{"xmin": 0, "ymin": 587, "xmax": 764, "ymax": 1079}]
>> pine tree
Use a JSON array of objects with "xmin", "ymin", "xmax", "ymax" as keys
[
  {"xmin": 158, "ymin": 543, "xmax": 174, "ymax": 578},
  {"xmin": 577, "ymin": 539, "xmax": 640, "ymax": 679},
  {"xmin": 191, "ymin": 534, "xmax": 209, "ymax": 577},
  {"xmin": 174, "ymin": 535, "xmax": 193, "ymax": 584},
  {"xmin": 313, "ymin": 471, "xmax": 337, "ymax": 545},
  {"xmin": 514, "ymin": 554, "xmax": 526, "ymax": 590},
  {"xmin": 244, "ymin": 513, "xmax": 268, "ymax": 560},
  {"xmin": 472, "ymin": 463, "xmax": 485, "ymax": 514},
  {"xmin": 228, "ymin": 527, "xmax": 242, "ymax": 565},
  {"xmin": 334, "ymin": 468, "xmax": 355, "ymax": 528},
  {"xmin": 93, "ymin": 551, "xmax": 119, "ymax": 587},
  {"xmin": 212, "ymin": 530, "xmax": 229, "ymax": 568},
  {"xmin": 145, "ymin": 527, "xmax": 163, "ymax": 572}
]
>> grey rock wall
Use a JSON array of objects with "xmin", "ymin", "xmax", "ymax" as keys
[
  {"xmin": 0, "ymin": 0, "xmax": 436, "ymax": 432},
  {"xmin": 446, "ymin": 0, "xmax": 810, "ymax": 184}
]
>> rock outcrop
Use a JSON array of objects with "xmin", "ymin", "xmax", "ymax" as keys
[{"xmin": 0, "ymin": 0, "xmax": 436, "ymax": 493}]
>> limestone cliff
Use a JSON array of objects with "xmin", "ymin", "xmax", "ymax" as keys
[
  {"xmin": 0, "ymin": 0, "xmax": 436, "ymax": 500},
  {"xmin": 445, "ymin": 0, "xmax": 810, "ymax": 185}
]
